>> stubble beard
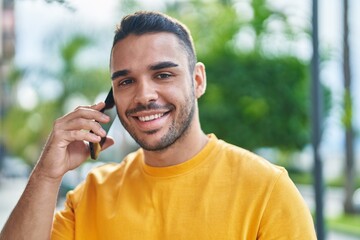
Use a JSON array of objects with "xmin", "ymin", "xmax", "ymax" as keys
[{"xmin": 118, "ymin": 94, "xmax": 196, "ymax": 152}]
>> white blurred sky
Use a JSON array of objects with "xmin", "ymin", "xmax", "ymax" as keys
[{"xmin": 12, "ymin": 0, "xmax": 360, "ymax": 166}]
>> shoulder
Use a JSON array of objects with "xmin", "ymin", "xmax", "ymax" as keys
[
  {"xmin": 86, "ymin": 149, "xmax": 142, "ymax": 184},
  {"xmin": 67, "ymin": 149, "xmax": 142, "ymax": 204},
  {"xmin": 213, "ymin": 136, "xmax": 286, "ymax": 179}
]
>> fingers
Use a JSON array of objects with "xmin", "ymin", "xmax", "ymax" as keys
[
  {"xmin": 52, "ymin": 102, "xmax": 112, "ymax": 145},
  {"xmin": 89, "ymin": 101, "xmax": 106, "ymax": 111},
  {"xmin": 64, "ymin": 102, "xmax": 110, "ymax": 125},
  {"xmin": 63, "ymin": 128, "xmax": 102, "ymax": 144},
  {"xmin": 62, "ymin": 118, "xmax": 106, "ymax": 138},
  {"xmin": 35, "ymin": 102, "xmax": 115, "ymax": 180},
  {"xmin": 65, "ymin": 102, "xmax": 110, "ymax": 127}
]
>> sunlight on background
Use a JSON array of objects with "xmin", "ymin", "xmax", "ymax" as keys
[
  {"xmin": 16, "ymin": 83, "xmax": 38, "ymax": 110},
  {"xmin": 1, "ymin": 0, "xmax": 360, "ymax": 238}
]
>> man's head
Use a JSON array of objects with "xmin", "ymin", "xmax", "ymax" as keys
[
  {"xmin": 110, "ymin": 12, "xmax": 206, "ymax": 153},
  {"xmin": 112, "ymin": 11, "xmax": 197, "ymax": 72}
]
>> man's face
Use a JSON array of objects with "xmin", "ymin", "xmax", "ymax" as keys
[{"xmin": 110, "ymin": 32, "xmax": 196, "ymax": 151}]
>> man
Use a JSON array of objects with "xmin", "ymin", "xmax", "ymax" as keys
[{"xmin": 0, "ymin": 11, "xmax": 317, "ymax": 239}]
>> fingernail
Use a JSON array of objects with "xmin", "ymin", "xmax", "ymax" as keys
[
  {"xmin": 102, "ymin": 114, "xmax": 110, "ymax": 120},
  {"xmin": 100, "ymin": 128, "xmax": 106, "ymax": 135},
  {"xmin": 92, "ymin": 135, "xmax": 101, "ymax": 141}
]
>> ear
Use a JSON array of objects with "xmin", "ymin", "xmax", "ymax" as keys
[{"xmin": 193, "ymin": 62, "xmax": 207, "ymax": 99}]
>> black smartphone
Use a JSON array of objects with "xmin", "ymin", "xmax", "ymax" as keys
[{"xmin": 89, "ymin": 88, "xmax": 116, "ymax": 160}]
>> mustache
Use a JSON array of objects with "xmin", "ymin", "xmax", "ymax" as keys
[{"xmin": 126, "ymin": 102, "xmax": 175, "ymax": 115}]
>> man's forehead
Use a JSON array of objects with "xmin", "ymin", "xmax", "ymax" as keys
[
  {"xmin": 110, "ymin": 32, "xmax": 188, "ymax": 69},
  {"xmin": 112, "ymin": 32, "xmax": 181, "ymax": 51}
]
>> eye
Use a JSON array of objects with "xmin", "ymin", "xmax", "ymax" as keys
[
  {"xmin": 155, "ymin": 73, "xmax": 172, "ymax": 79},
  {"xmin": 118, "ymin": 78, "xmax": 134, "ymax": 87}
]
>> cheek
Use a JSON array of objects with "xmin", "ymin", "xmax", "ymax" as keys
[
  {"xmin": 163, "ymin": 82, "xmax": 194, "ymax": 102},
  {"xmin": 114, "ymin": 99, "xmax": 127, "ymax": 116},
  {"xmin": 113, "ymin": 89, "xmax": 133, "ymax": 111}
]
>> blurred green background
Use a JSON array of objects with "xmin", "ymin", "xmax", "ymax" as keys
[{"xmin": 0, "ymin": 0, "xmax": 359, "ymax": 238}]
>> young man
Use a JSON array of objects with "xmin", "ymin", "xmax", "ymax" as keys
[{"xmin": 0, "ymin": 11, "xmax": 317, "ymax": 239}]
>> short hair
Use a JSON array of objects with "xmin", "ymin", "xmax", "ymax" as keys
[{"xmin": 112, "ymin": 11, "xmax": 197, "ymax": 72}]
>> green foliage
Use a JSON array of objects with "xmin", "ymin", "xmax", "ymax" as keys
[
  {"xmin": 2, "ymin": 35, "xmax": 110, "ymax": 164},
  {"xmin": 60, "ymin": 36, "xmax": 92, "ymax": 73},
  {"xmin": 328, "ymin": 214, "xmax": 360, "ymax": 236},
  {"xmin": 165, "ymin": 0, "xmax": 318, "ymax": 152},
  {"xmin": 2, "ymin": 0, "xmax": 333, "ymax": 164},
  {"xmin": 342, "ymin": 89, "xmax": 353, "ymax": 129},
  {"xmin": 200, "ymin": 52, "xmax": 310, "ymax": 151},
  {"xmin": 166, "ymin": 0, "xmax": 241, "ymax": 56},
  {"xmin": 251, "ymin": 0, "xmax": 274, "ymax": 37},
  {"xmin": 287, "ymin": 169, "xmax": 313, "ymax": 185},
  {"xmin": 327, "ymin": 176, "xmax": 360, "ymax": 189},
  {"xmin": 3, "ymin": 101, "xmax": 60, "ymax": 165}
]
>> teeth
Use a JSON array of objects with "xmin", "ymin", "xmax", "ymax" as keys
[{"xmin": 138, "ymin": 113, "xmax": 164, "ymax": 122}]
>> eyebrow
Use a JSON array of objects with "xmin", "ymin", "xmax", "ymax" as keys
[
  {"xmin": 111, "ymin": 69, "xmax": 130, "ymax": 80},
  {"xmin": 149, "ymin": 61, "xmax": 179, "ymax": 71},
  {"xmin": 111, "ymin": 61, "xmax": 179, "ymax": 81}
]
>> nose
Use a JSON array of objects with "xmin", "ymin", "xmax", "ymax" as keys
[{"xmin": 134, "ymin": 79, "xmax": 158, "ymax": 105}]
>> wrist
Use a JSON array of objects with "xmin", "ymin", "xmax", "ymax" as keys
[{"xmin": 31, "ymin": 166, "xmax": 63, "ymax": 186}]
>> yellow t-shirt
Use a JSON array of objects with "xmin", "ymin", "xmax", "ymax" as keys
[{"xmin": 52, "ymin": 134, "xmax": 316, "ymax": 239}]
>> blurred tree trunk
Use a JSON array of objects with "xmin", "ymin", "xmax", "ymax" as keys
[
  {"xmin": 342, "ymin": 0, "xmax": 356, "ymax": 214},
  {"xmin": 0, "ymin": 0, "xmax": 15, "ymax": 177}
]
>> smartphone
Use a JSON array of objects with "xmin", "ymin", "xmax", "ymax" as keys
[{"xmin": 89, "ymin": 88, "xmax": 117, "ymax": 159}]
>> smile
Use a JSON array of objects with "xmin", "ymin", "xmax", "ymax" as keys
[{"xmin": 138, "ymin": 113, "xmax": 164, "ymax": 122}]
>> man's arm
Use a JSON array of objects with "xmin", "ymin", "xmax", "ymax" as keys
[
  {"xmin": 0, "ymin": 170, "xmax": 62, "ymax": 239},
  {"xmin": 0, "ymin": 102, "xmax": 113, "ymax": 240}
]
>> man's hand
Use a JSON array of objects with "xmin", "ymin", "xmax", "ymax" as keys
[
  {"xmin": 0, "ymin": 102, "xmax": 115, "ymax": 240},
  {"xmin": 34, "ymin": 102, "xmax": 115, "ymax": 181}
]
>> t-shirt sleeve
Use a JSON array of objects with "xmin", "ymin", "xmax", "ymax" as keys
[
  {"xmin": 258, "ymin": 170, "xmax": 317, "ymax": 239},
  {"xmin": 51, "ymin": 193, "xmax": 77, "ymax": 240},
  {"xmin": 51, "ymin": 181, "xmax": 86, "ymax": 240}
]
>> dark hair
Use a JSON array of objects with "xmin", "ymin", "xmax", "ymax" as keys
[{"xmin": 112, "ymin": 11, "xmax": 197, "ymax": 72}]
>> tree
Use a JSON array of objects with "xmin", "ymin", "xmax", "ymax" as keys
[
  {"xmin": 1, "ymin": 0, "xmax": 144, "ymax": 166},
  {"xmin": 342, "ymin": 0, "xmax": 357, "ymax": 214},
  {"xmin": 2, "ymin": 35, "xmax": 110, "ymax": 165},
  {"xmin": 165, "ymin": 0, "xmax": 324, "ymax": 156}
]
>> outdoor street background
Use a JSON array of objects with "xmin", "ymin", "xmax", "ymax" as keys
[{"xmin": 1, "ymin": 0, "xmax": 360, "ymax": 239}]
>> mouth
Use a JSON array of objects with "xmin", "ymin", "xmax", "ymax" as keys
[
  {"xmin": 131, "ymin": 110, "xmax": 171, "ymax": 124},
  {"xmin": 129, "ymin": 110, "xmax": 171, "ymax": 133},
  {"xmin": 138, "ymin": 113, "xmax": 165, "ymax": 122},
  {"xmin": 126, "ymin": 103, "xmax": 174, "ymax": 131}
]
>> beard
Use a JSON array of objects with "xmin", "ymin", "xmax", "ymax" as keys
[{"xmin": 118, "ymin": 94, "xmax": 196, "ymax": 152}]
